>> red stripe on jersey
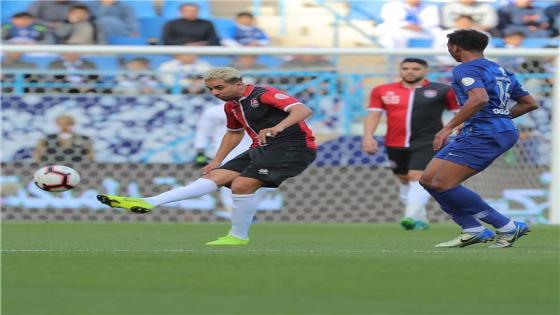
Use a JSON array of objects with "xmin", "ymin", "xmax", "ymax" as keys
[
  {"xmin": 298, "ymin": 121, "xmax": 316, "ymax": 149},
  {"xmin": 368, "ymin": 81, "xmax": 422, "ymax": 147}
]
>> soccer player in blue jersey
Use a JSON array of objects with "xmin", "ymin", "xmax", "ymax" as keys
[{"xmin": 419, "ymin": 29, "xmax": 539, "ymax": 248}]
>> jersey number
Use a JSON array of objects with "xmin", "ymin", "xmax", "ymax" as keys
[{"xmin": 497, "ymin": 80, "xmax": 511, "ymax": 109}]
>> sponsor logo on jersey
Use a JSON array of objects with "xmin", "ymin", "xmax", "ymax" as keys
[
  {"xmin": 258, "ymin": 169, "xmax": 269, "ymax": 175},
  {"xmin": 381, "ymin": 91, "xmax": 400, "ymax": 105},
  {"xmin": 423, "ymin": 90, "xmax": 437, "ymax": 98},
  {"xmin": 493, "ymin": 108, "xmax": 511, "ymax": 115},
  {"xmin": 461, "ymin": 77, "xmax": 475, "ymax": 86},
  {"xmin": 250, "ymin": 98, "xmax": 260, "ymax": 108},
  {"xmin": 274, "ymin": 93, "xmax": 289, "ymax": 100}
]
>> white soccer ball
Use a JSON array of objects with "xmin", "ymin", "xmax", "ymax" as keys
[{"xmin": 33, "ymin": 165, "xmax": 80, "ymax": 192}]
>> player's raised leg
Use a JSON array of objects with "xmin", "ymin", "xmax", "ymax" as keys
[{"xmin": 96, "ymin": 169, "xmax": 239, "ymax": 213}]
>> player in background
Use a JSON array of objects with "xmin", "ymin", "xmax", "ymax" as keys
[
  {"xmin": 97, "ymin": 67, "xmax": 316, "ymax": 245},
  {"xmin": 363, "ymin": 58, "xmax": 459, "ymax": 230},
  {"xmin": 420, "ymin": 29, "xmax": 539, "ymax": 248},
  {"xmin": 193, "ymin": 103, "xmax": 254, "ymax": 219}
]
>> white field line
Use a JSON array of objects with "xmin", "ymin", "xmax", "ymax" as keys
[{"xmin": 1, "ymin": 249, "xmax": 558, "ymax": 255}]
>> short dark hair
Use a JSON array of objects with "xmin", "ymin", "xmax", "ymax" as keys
[
  {"xmin": 455, "ymin": 14, "xmax": 474, "ymax": 22},
  {"xmin": 400, "ymin": 58, "xmax": 428, "ymax": 67},
  {"xmin": 237, "ymin": 12, "xmax": 254, "ymax": 19},
  {"xmin": 70, "ymin": 5, "xmax": 91, "ymax": 12},
  {"xmin": 504, "ymin": 31, "xmax": 526, "ymax": 38},
  {"xmin": 447, "ymin": 29, "xmax": 489, "ymax": 52},
  {"xmin": 12, "ymin": 12, "xmax": 33, "ymax": 19},
  {"xmin": 128, "ymin": 57, "xmax": 150, "ymax": 65},
  {"xmin": 180, "ymin": 3, "xmax": 199, "ymax": 10}
]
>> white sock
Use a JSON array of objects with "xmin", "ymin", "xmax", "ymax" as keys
[
  {"xmin": 463, "ymin": 226, "xmax": 485, "ymax": 233},
  {"xmin": 229, "ymin": 193, "xmax": 259, "ymax": 240},
  {"xmin": 405, "ymin": 181, "xmax": 431, "ymax": 221},
  {"xmin": 143, "ymin": 178, "xmax": 218, "ymax": 206},
  {"xmin": 398, "ymin": 182, "xmax": 410, "ymax": 206},
  {"xmin": 497, "ymin": 220, "xmax": 516, "ymax": 233}
]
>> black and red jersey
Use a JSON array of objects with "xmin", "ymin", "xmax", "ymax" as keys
[
  {"xmin": 225, "ymin": 85, "xmax": 316, "ymax": 149},
  {"xmin": 369, "ymin": 80, "xmax": 459, "ymax": 148}
]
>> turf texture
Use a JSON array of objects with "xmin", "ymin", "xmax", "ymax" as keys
[{"xmin": 2, "ymin": 223, "xmax": 559, "ymax": 315}]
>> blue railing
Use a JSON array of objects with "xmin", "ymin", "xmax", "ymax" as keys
[{"xmin": 2, "ymin": 68, "xmax": 554, "ymax": 137}]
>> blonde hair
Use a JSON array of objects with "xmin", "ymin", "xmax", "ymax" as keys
[
  {"xmin": 202, "ymin": 67, "xmax": 242, "ymax": 83},
  {"xmin": 56, "ymin": 115, "xmax": 75, "ymax": 124}
]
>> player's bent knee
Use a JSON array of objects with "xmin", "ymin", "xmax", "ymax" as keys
[
  {"xmin": 419, "ymin": 175, "xmax": 433, "ymax": 189},
  {"xmin": 428, "ymin": 178, "xmax": 454, "ymax": 192},
  {"xmin": 203, "ymin": 169, "xmax": 238, "ymax": 188},
  {"xmin": 230, "ymin": 178, "xmax": 260, "ymax": 194}
]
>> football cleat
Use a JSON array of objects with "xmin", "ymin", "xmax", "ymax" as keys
[
  {"xmin": 489, "ymin": 221, "xmax": 530, "ymax": 248},
  {"xmin": 400, "ymin": 217, "xmax": 416, "ymax": 230},
  {"xmin": 96, "ymin": 194, "xmax": 155, "ymax": 213},
  {"xmin": 435, "ymin": 228, "xmax": 496, "ymax": 248},
  {"xmin": 205, "ymin": 235, "xmax": 249, "ymax": 246}
]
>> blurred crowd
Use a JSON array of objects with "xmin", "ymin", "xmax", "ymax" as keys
[
  {"xmin": 376, "ymin": 0, "xmax": 558, "ymax": 49},
  {"xmin": 0, "ymin": 0, "xmax": 557, "ymax": 96},
  {"xmin": 2, "ymin": 0, "xmax": 557, "ymax": 49}
]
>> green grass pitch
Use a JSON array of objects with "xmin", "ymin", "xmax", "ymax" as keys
[{"xmin": 2, "ymin": 223, "xmax": 559, "ymax": 315}]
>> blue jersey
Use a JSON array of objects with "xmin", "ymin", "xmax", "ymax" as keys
[{"xmin": 451, "ymin": 58, "xmax": 529, "ymax": 135}]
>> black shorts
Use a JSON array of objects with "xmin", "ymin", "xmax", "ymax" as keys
[
  {"xmin": 386, "ymin": 145, "xmax": 436, "ymax": 175},
  {"xmin": 219, "ymin": 146, "xmax": 316, "ymax": 187}
]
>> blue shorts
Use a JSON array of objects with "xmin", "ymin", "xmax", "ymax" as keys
[{"xmin": 435, "ymin": 130, "xmax": 519, "ymax": 171}]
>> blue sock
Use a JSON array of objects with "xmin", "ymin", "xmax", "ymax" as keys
[
  {"xmin": 439, "ymin": 185, "xmax": 510, "ymax": 229},
  {"xmin": 424, "ymin": 188, "xmax": 482, "ymax": 230}
]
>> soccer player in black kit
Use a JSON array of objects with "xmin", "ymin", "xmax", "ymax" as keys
[{"xmin": 97, "ymin": 67, "xmax": 316, "ymax": 245}]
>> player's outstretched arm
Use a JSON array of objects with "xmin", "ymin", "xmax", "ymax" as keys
[
  {"xmin": 509, "ymin": 94, "xmax": 539, "ymax": 119},
  {"xmin": 258, "ymin": 104, "xmax": 312, "ymax": 144},
  {"xmin": 202, "ymin": 130, "xmax": 244, "ymax": 174},
  {"xmin": 433, "ymin": 88, "xmax": 489, "ymax": 150}
]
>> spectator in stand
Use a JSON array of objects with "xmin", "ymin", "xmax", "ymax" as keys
[
  {"xmin": 87, "ymin": 0, "xmax": 139, "ymax": 37},
  {"xmin": 48, "ymin": 53, "xmax": 98, "ymax": 93},
  {"xmin": 162, "ymin": 3, "xmax": 219, "ymax": 46},
  {"xmin": 545, "ymin": 3, "xmax": 560, "ymax": 36},
  {"xmin": 375, "ymin": 0, "xmax": 441, "ymax": 49},
  {"xmin": 221, "ymin": 12, "xmax": 269, "ymax": 47},
  {"xmin": 34, "ymin": 115, "xmax": 95, "ymax": 164},
  {"xmin": 1, "ymin": 52, "xmax": 39, "ymax": 93},
  {"xmin": 433, "ymin": 15, "xmax": 492, "ymax": 66},
  {"xmin": 227, "ymin": 55, "xmax": 267, "ymax": 70},
  {"xmin": 503, "ymin": 31, "xmax": 526, "ymax": 48},
  {"xmin": 497, "ymin": 0, "xmax": 552, "ymax": 37},
  {"xmin": 115, "ymin": 58, "xmax": 160, "ymax": 95},
  {"xmin": 54, "ymin": 5, "xmax": 104, "ymax": 44},
  {"xmin": 28, "ymin": 0, "xmax": 81, "ymax": 30},
  {"xmin": 498, "ymin": 31, "xmax": 527, "ymax": 70},
  {"xmin": 441, "ymin": 0, "xmax": 497, "ymax": 32},
  {"xmin": 157, "ymin": 54, "xmax": 211, "ymax": 93},
  {"xmin": 280, "ymin": 55, "xmax": 335, "ymax": 70},
  {"xmin": 1, "ymin": 52, "xmax": 36, "ymax": 69},
  {"xmin": 2, "ymin": 12, "xmax": 54, "ymax": 44},
  {"xmin": 227, "ymin": 55, "xmax": 267, "ymax": 84}
]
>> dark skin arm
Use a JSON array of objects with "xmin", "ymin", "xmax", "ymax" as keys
[
  {"xmin": 433, "ymin": 88, "xmax": 489, "ymax": 150},
  {"xmin": 509, "ymin": 94, "xmax": 539, "ymax": 118},
  {"xmin": 433, "ymin": 88, "xmax": 539, "ymax": 151}
]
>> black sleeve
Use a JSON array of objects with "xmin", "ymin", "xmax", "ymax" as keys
[
  {"xmin": 205, "ymin": 21, "xmax": 220, "ymax": 46},
  {"xmin": 162, "ymin": 21, "xmax": 174, "ymax": 45},
  {"xmin": 496, "ymin": 8, "xmax": 512, "ymax": 35}
]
